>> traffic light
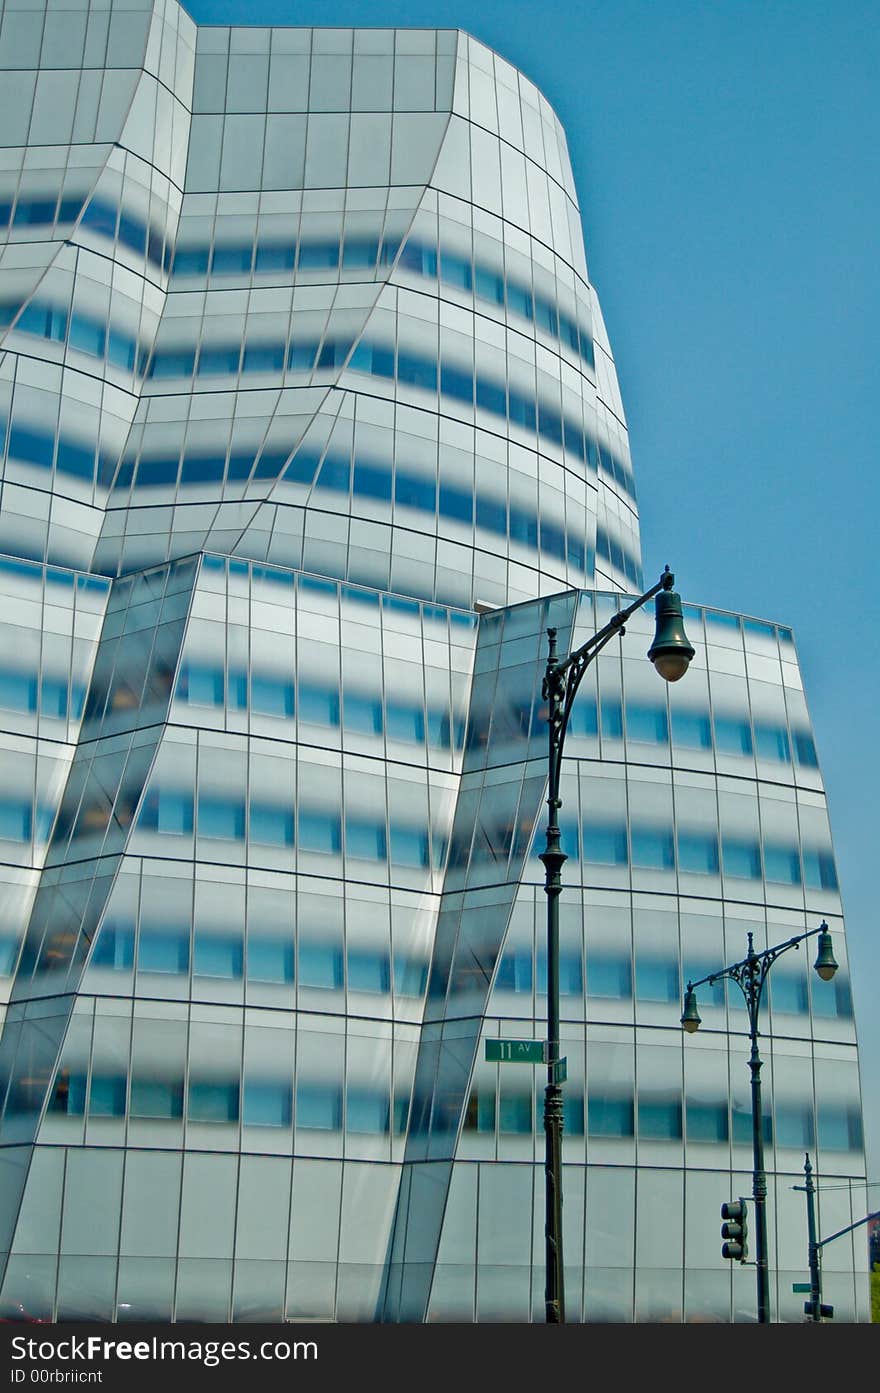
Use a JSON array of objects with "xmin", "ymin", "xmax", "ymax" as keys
[
  {"xmin": 721, "ymin": 1199, "xmax": 748, "ymax": 1261},
  {"xmin": 804, "ymin": 1302, "xmax": 834, "ymax": 1320}
]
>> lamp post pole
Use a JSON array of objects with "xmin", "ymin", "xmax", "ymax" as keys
[
  {"xmin": 540, "ymin": 567, "xmax": 694, "ymax": 1324},
  {"xmin": 803, "ymin": 1152, "xmax": 822, "ymax": 1322},
  {"xmin": 681, "ymin": 922, "xmax": 838, "ymax": 1324}
]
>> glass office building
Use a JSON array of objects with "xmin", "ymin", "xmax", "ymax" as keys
[{"xmin": 0, "ymin": 0, "xmax": 868, "ymax": 1322}]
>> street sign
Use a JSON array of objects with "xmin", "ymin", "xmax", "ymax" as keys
[
  {"xmin": 485, "ymin": 1039, "xmax": 547, "ymax": 1064},
  {"xmin": 792, "ymin": 1283, "xmax": 811, "ymax": 1293}
]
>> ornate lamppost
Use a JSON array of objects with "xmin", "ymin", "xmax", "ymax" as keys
[
  {"xmin": 681, "ymin": 922, "xmax": 838, "ymax": 1323},
  {"xmin": 541, "ymin": 566, "xmax": 694, "ymax": 1323}
]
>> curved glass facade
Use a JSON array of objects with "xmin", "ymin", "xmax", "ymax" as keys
[{"xmin": 0, "ymin": 0, "xmax": 867, "ymax": 1322}]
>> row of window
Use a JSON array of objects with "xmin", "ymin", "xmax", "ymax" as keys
[
  {"xmin": 0, "ymin": 298, "xmax": 138, "ymax": 373},
  {"xmin": 1, "ymin": 415, "xmax": 119, "ymax": 487},
  {"xmin": 0, "ymin": 670, "xmax": 87, "ymax": 722},
  {"xmin": 493, "ymin": 948, "xmax": 851, "ymax": 1018},
  {"xmin": 199, "ymin": 555, "xmax": 476, "ymax": 630},
  {"xmin": 465, "ymin": 1086, "xmax": 863, "ymax": 1151},
  {"xmin": 176, "ymin": 661, "xmax": 467, "ymax": 749},
  {"xmin": 0, "ymin": 554, "xmax": 109, "ymax": 594},
  {"xmin": 83, "ymin": 921, "xmax": 429, "ymax": 994},
  {"xmin": 170, "ymin": 232, "xmax": 598, "ymax": 380},
  {"xmin": 44, "ymin": 1069, "xmax": 408, "ymax": 1134},
  {"xmin": 173, "ymin": 662, "xmax": 815, "ymax": 780},
  {"xmin": 1, "ymin": 405, "xmax": 641, "ymax": 584},
  {"xmin": 0, "ymin": 194, "xmax": 169, "ymax": 273},
  {"xmin": 0, "ymin": 800, "xmax": 54, "ymax": 845},
  {"xmin": 135, "ymin": 789, "xmax": 444, "ymax": 868},
  {"xmin": 562, "ymin": 698, "xmax": 818, "ymax": 766},
  {"xmin": 537, "ymin": 820, "xmax": 838, "ymax": 891},
  {"xmin": 0, "ymin": 195, "xmax": 599, "ymax": 395},
  {"xmin": 34, "ymin": 1063, "xmax": 863, "ymax": 1153},
  {"xmin": 136, "ymin": 334, "xmax": 631, "ymax": 499},
  {"xmin": 118, "ymin": 444, "xmax": 584, "ymax": 568},
  {"xmin": 4, "ymin": 916, "xmax": 428, "ymax": 993}
]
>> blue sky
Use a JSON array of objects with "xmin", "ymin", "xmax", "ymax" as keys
[{"xmin": 184, "ymin": 1, "xmax": 880, "ymax": 1192}]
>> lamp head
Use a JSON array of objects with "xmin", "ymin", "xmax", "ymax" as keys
[
  {"xmin": 648, "ymin": 583, "xmax": 695, "ymax": 683},
  {"xmin": 813, "ymin": 925, "xmax": 838, "ymax": 982},
  {"xmin": 681, "ymin": 986, "xmax": 701, "ymax": 1034}
]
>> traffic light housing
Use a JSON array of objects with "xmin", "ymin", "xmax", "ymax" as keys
[{"xmin": 721, "ymin": 1199, "xmax": 748, "ymax": 1261}]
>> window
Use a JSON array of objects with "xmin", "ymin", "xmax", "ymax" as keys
[
  {"xmin": 803, "ymin": 849, "xmax": 838, "ymax": 891},
  {"xmin": 638, "ymin": 1097, "xmax": 682, "ymax": 1140},
  {"xmin": 393, "ymin": 954, "xmax": 428, "ymax": 997},
  {"xmin": 211, "ymin": 244, "xmax": 252, "ymax": 273},
  {"xmin": 686, "ymin": 1102, "xmax": 728, "ymax": 1143},
  {"xmin": 346, "ymin": 1088, "xmax": 390, "ymax": 1134},
  {"xmin": 714, "ymin": 715, "xmax": 753, "ymax": 756},
  {"xmin": 464, "ymin": 1088, "xmax": 496, "ymax": 1132},
  {"xmin": 193, "ymin": 934, "xmax": 243, "ymax": 979},
  {"xmin": 755, "ymin": 723, "xmax": 791, "ymax": 763},
  {"xmin": 243, "ymin": 1081, "xmax": 292, "ymax": 1127},
  {"xmin": 499, "ymin": 1093, "xmax": 533, "ymax": 1134},
  {"xmin": 812, "ymin": 973, "xmax": 852, "ymax": 1020},
  {"xmin": 587, "ymin": 954, "xmax": 632, "ymax": 999},
  {"xmin": 345, "ymin": 818, "xmax": 387, "ymax": 861},
  {"xmin": 178, "ymin": 663, "xmax": 223, "ymax": 707},
  {"xmin": 763, "ymin": 844, "xmax": 801, "ymax": 885},
  {"xmin": 188, "ymin": 1081, "xmax": 239, "ymax": 1123},
  {"xmin": 250, "ymin": 803, "xmax": 295, "ymax": 847},
  {"xmin": 0, "ymin": 671, "xmax": 37, "ymax": 712},
  {"xmin": 0, "ymin": 936, "xmax": 21, "ymax": 976},
  {"xmin": 588, "ymin": 1095, "xmax": 634, "ymax": 1137},
  {"xmin": 626, "ymin": 702, "xmax": 665, "ymax": 746},
  {"xmin": 567, "ymin": 698, "xmax": 598, "ymax": 737},
  {"xmin": 139, "ymin": 789, "xmax": 193, "ymax": 835},
  {"xmin": 297, "ymin": 684, "xmax": 340, "ymax": 727},
  {"xmin": 474, "ymin": 265, "xmax": 504, "ymax": 305},
  {"xmin": 347, "ymin": 950, "xmax": 390, "ymax": 993},
  {"xmin": 770, "ymin": 973, "xmax": 808, "ymax": 1014},
  {"xmin": 671, "ymin": 709, "xmax": 712, "ymax": 749},
  {"xmin": 298, "ymin": 943, "xmax": 344, "ymax": 989},
  {"xmin": 0, "ymin": 801, "xmax": 31, "ymax": 842},
  {"xmin": 296, "ymin": 1083, "xmax": 341, "ymax": 1130},
  {"xmin": 817, "ymin": 1105, "xmax": 862, "ymax": 1152},
  {"xmin": 298, "ymin": 809, "xmax": 341, "ymax": 854},
  {"xmin": 129, "ymin": 1079, "xmax": 183, "ymax": 1119},
  {"xmin": 198, "ymin": 796, "xmax": 246, "ymax": 840},
  {"xmin": 91, "ymin": 922, "xmax": 135, "ymax": 970},
  {"xmin": 495, "ymin": 951, "xmax": 532, "ymax": 994},
  {"xmin": 677, "ymin": 831, "xmax": 719, "ymax": 875},
  {"xmin": 722, "ymin": 839, "xmax": 761, "ymax": 879},
  {"xmin": 343, "ymin": 692, "xmax": 383, "ymax": 735},
  {"xmin": 583, "ymin": 822, "xmax": 628, "ymax": 866},
  {"xmin": 138, "ymin": 928, "xmax": 189, "ymax": 975},
  {"xmin": 247, "ymin": 937, "xmax": 294, "ymax": 984},
  {"xmin": 601, "ymin": 700, "xmax": 624, "ymax": 739},
  {"xmin": 439, "ymin": 252, "xmax": 472, "ymax": 291},
  {"xmin": 774, "ymin": 1105, "xmax": 814, "ymax": 1149},
  {"xmin": 353, "ymin": 460, "xmax": 392, "ymax": 501},
  {"xmin": 385, "ymin": 701, "xmax": 424, "ymax": 743},
  {"xmin": 793, "ymin": 730, "xmax": 819, "ymax": 768},
  {"xmin": 389, "ymin": 824, "xmax": 429, "ymax": 868},
  {"xmin": 635, "ymin": 959, "xmax": 679, "ymax": 1002},
  {"xmin": 439, "ymin": 483, "xmax": 473, "ymax": 525},
  {"xmin": 631, "ymin": 827, "xmax": 675, "ymax": 870},
  {"xmin": 88, "ymin": 1075, "xmax": 127, "ymax": 1118}
]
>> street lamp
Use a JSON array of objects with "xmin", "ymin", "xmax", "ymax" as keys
[
  {"xmin": 681, "ymin": 922, "xmax": 838, "ymax": 1324},
  {"xmin": 540, "ymin": 565, "xmax": 695, "ymax": 1324}
]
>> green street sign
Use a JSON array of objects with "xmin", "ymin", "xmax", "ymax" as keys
[
  {"xmin": 486, "ymin": 1039, "xmax": 547, "ymax": 1065},
  {"xmin": 792, "ymin": 1283, "xmax": 811, "ymax": 1293}
]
